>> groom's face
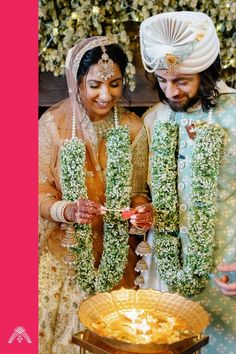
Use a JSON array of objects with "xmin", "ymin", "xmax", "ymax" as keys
[{"xmin": 155, "ymin": 70, "xmax": 201, "ymax": 112}]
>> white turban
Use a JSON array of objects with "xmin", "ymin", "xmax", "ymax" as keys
[{"xmin": 140, "ymin": 11, "xmax": 220, "ymax": 74}]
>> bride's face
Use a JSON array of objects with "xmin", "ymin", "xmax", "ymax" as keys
[{"xmin": 78, "ymin": 63, "xmax": 123, "ymax": 121}]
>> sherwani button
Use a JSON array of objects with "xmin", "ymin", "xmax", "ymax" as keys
[
  {"xmin": 180, "ymin": 226, "xmax": 188, "ymax": 233},
  {"xmin": 178, "ymin": 183, "xmax": 185, "ymax": 190},
  {"xmin": 181, "ymin": 118, "xmax": 189, "ymax": 126},
  {"xmin": 180, "ymin": 140, "xmax": 187, "ymax": 148},
  {"xmin": 180, "ymin": 204, "xmax": 187, "ymax": 211},
  {"xmin": 178, "ymin": 161, "xmax": 185, "ymax": 169}
]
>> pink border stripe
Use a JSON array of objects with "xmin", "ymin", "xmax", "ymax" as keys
[{"xmin": 0, "ymin": 1, "xmax": 38, "ymax": 353}]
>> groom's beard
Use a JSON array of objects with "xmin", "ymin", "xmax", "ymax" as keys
[{"xmin": 167, "ymin": 95, "xmax": 200, "ymax": 112}]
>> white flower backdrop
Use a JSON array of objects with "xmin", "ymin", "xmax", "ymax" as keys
[{"xmin": 39, "ymin": 0, "xmax": 236, "ymax": 90}]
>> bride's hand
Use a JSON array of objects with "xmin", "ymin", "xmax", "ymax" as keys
[
  {"xmin": 130, "ymin": 203, "xmax": 154, "ymax": 231},
  {"xmin": 64, "ymin": 199, "xmax": 102, "ymax": 224}
]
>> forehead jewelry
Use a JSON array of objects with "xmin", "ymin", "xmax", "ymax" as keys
[
  {"xmin": 164, "ymin": 53, "xmax": 181, "ymax": 74},
  {"xmin": 97, "ymin": 43, "xmax": 114, "ymax": 80}
]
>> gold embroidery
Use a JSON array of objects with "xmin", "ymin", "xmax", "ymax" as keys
[
  {"xmin": 131, "ymin": 126, "xmax": 149, "ymax": 197},
  {"xmin": 39, "ymin": 252, "xmax": 84, "ymax": 354}
]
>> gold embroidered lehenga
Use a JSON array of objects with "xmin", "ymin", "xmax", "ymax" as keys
[{"xmin": 39, "ymin": 98, "xmax": 149, "ymax": 354}]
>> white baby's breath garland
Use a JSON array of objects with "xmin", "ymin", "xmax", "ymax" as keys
[
  {"xmin": 60, "ymin": 121, "xmax": 132, "ymax": 295},
  {"xmin": 151, "ymin": 120, "xmax": 224, "ymax": 296}
]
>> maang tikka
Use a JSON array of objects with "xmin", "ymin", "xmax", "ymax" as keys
[{"xmin": 97, "ymin": 43, "xmax": 114, "ymax": 80}]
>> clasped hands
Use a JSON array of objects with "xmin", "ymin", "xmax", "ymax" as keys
[
  {"xmin": 64, "ymin": 199, "xmax": 154, "ymax": 229},
  {"xmin": 129, "ymin": 203, "xmax": 154, "ymax": 231}
]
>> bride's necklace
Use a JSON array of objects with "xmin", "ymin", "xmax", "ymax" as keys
[
  {"xmin": 92, "ymin": 111, "xmax": 114, "ymax": 143},
  {"xmin": 151, "ymin": 108, "xmax": 224, "ymax": 296},
  {"xmin": 60, "ymin": 106, "xmax": 132, "ymax": 295}
]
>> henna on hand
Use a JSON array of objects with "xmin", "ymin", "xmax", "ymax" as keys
[
  {"xmin": 130, "ymin": 203, "xmax": 154, "ymax": 230},
  {"xmin": 75, "ymin": 199, "xmax": 102, "ymax": 224}
]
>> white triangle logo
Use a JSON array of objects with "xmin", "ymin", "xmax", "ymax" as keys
[{"xmin": 8, "ymin": 326, "xmax": 32, "ymax": 344}]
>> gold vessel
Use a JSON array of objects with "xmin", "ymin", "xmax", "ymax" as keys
[{"xmin": 78, "ymin": 288, "xmax": 209, "ymax": 353}]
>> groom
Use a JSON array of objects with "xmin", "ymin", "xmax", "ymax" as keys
[{"xmin": 131, "ymin": 11, "xmax": 236, "ymax": 353}]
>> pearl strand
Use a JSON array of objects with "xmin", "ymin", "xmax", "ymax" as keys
[
  {"xmin": 72, "ymin": 102, "xmax": 76, "ymax": 139},
  {"xmin": 114, "ymin": 106, "xmax": 119, "ymax": 128},
  {"xmin": 139, "ymin": 29, "xmax": 159, "ymax": 73},
  {"xmin": 207, "ymin": 108, "xmax": 213, "ymax": 124}
]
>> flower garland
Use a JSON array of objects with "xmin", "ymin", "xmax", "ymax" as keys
[
  {"xmin": 151, "ymin": 120, "xmax": 224, "ymax": 296},
  {"xmin": 60, "ymin": 119, "xmax": 132, "ymax": 295}
]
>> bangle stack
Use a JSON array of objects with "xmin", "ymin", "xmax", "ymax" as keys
[{"xmin": 50, "ymin": 201, "xmax": 72, "ymax": 223}]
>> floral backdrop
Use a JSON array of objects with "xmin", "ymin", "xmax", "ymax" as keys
[{"xmin": 39, "ymin": 0, "xmax": 236, "ymax": 90}]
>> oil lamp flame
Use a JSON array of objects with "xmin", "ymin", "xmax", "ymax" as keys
[{"xmin": 141, "ymin": 319, "xmax": 150, "ymax": 334}]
